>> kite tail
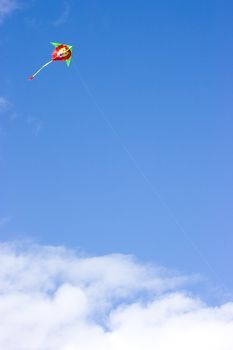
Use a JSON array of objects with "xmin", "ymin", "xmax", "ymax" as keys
[{"xmin": 28, "ymin": 60, "xmax": 53, "ymax": 80}]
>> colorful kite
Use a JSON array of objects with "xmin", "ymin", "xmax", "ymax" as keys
[{"xmin": 29, "ymin": 42, "xmax": 73, "ymax": 80}]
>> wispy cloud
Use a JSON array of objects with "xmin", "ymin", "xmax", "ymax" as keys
[
  {"xmin": 0, "ymin": 242, "xmax": 232, "ymax": 349},
  {"xmin": 27, "ymin": 115, "xmax": 43, "ymax": 136},
  {"xmin": 0, "ymin": 216, "xmax": 11, "ymax": 226},
  {"xmin": 0, "ymin": 96, "xmax": 10, "ymax": 112},
  {"xmin": 0, "ymin": 0, "xmax": 19, "ymax": 23},
  {"xmin": 25, "ymin": 2, "xmax": 71, "ymax": 31},
  {"xmin": 0, "ymin": 97, "xmax": 19, "ymax": 122},
  {"xmin": 53, "ymin": 2, "xmax": 70, "ymax": 27}
]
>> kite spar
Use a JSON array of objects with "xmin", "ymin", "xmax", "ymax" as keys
[{"xmin": 29, "ymin": 42, "xmax": 73, "ymax": 80}]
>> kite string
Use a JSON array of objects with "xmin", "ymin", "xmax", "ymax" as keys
[
  {"xmin": 29, "ymin": 60, "xmax": 53, "ymax": 80},
  {"xmin": 74, "ymin": 63, "xmax": 219, "ymax": 282}
]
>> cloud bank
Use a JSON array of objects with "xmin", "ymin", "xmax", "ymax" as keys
[{"xmin": 0, "ymin": 242, "xmax": 232, "ymax": 350}]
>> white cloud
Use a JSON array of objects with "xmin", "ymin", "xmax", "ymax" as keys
[
  {"xmin": 0, "ymin": 242, "xmax": 232, "ymax": 350},
  {"xmin": 0, "ymin": 0, "xmax": 19, "ymax": 23}
]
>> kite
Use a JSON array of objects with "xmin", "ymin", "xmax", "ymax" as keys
[{"xmin": 28, "ymin": 42, "xmax": 73, "ymax": 80}]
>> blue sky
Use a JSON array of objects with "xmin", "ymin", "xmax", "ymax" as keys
[{"xmin": 1, "ymin": 0, "xmax": 233, "ymax": 297}]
